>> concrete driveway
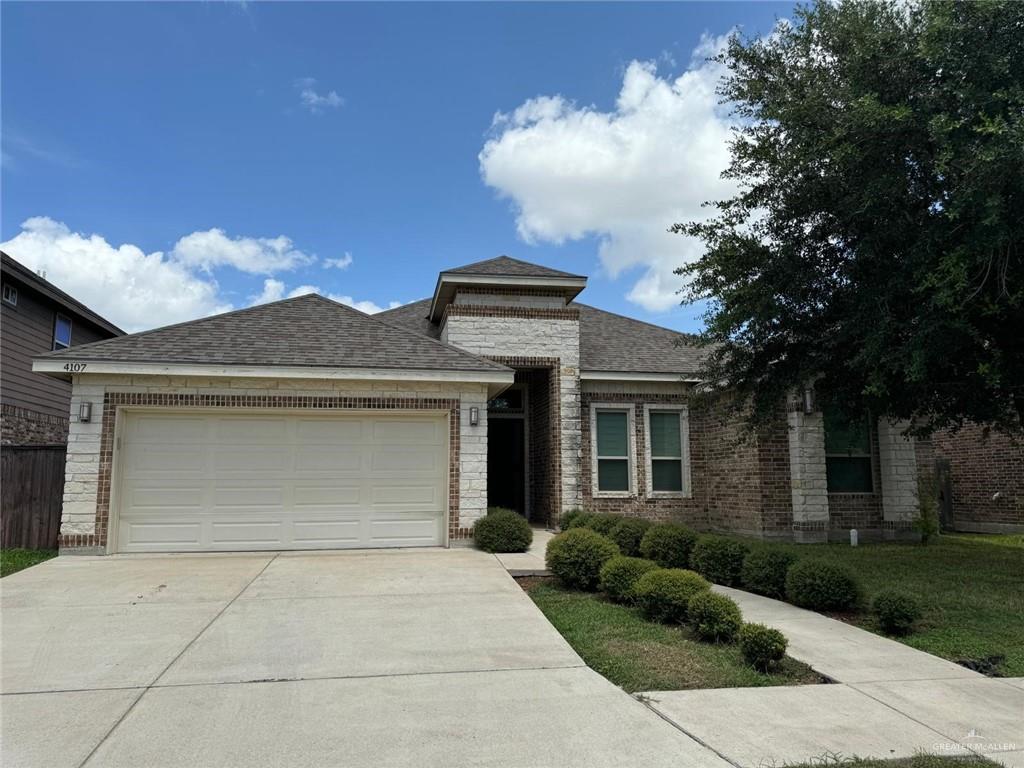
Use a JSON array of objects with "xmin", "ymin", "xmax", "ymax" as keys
[{"xmin": 1, "ymin": 548, "xmax": 727, "ymax": 768}]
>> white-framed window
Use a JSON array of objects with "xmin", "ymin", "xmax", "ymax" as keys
[
  {"xmin": 53, "ymin": 313, "xmax": 72, "ymax": 350},
  {"xmin": 2, "ymin": 283, "xmax": 17, "ymax": 306},
  {"xmin": 643, "ymin": 404, "xmax": 691, "ymax": 498},
  {"xmin": 589, "ymin": 403, "xmax": 636, "ymax": 496}
]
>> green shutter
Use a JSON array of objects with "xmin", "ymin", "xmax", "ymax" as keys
[
  {"xmin": 596, "ymin": 411, "xmax": 628, "ymax": 457},
  {"xmin": 649, "ymin": 412, "xmax": 681, "ymax": 457}
]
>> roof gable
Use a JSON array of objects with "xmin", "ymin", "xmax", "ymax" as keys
[
  {"xmin": 443, "ymin": 255, "xmax": 584, "ymax": 279},
  {"xmin": 39, "ymin": 294, "xmax": 509, "ymax": 374}
]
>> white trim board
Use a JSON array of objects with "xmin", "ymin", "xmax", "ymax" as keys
[
  {"xmin": 580, "ymin": 371, "xmax": 700, "ymax": 383},
  {"xmin": 33, "ymin": 359, "xmax": 515, "ymax": 388}
]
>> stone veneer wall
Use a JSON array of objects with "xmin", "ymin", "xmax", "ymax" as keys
[
  {"xmin": 1, "ymin": 403, "xmax": 70, "ymax": 445},
  {"xmin": 579, "ymin": 380, "xmax": 706, "ymax": 527},
  {"xmin": 928, "ymin": 423, "xmax": 1024, "ymax": 533},
  {"xmin": 876, "ymin": 418, "xmax": 919, "ymax": 537},
  {"xmin": 441, "ymin": 306, "xmax": 582, "ymax": 521},
  {"xmin": 60, "ymin": 374, "xmax": 489, "ymax": 552}
]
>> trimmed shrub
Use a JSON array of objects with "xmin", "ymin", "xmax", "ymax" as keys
[
  {"xmin": 688, "ymin": 591, "xmax": 743, "ymax": 642},
  {"xmin": 584, "ymin": 513, "xmax": 622, "ymax": 537},
  {"xmin": 741, "ymin": 550, "xmax": 797, "ymax": 598},
  {"xmin": 545, "ymin": 529, "xmax": 620, "ymax": 591},
  {"xmin": 609, "ymin": 517, "xmax": 654, "ymax": 557},
  {"xmin": 872, "ymin": 590, "xmax": 922, "ymax": 635},
  {"xmin": 690, "ymin": 535, "xmax": 749, "ymax": 586},
  {"xmin": 566, "ymin": 512, "xmax": 594, "ymax": 530},
  {"xmin": 633, "ymin": 568, "xmax": 710, "ymax": 624},
  {"xmin": 785, "ymin": 560, "xmax": 862, "ymax": 611},
  {"xmin": 738, "ymin": 623, "xmax": 788, "ymax": 671},
  {"xmin": 639, "ymin": 524, "xmax": 698, "ymax": 569},
  {"xmin": 473, "ymin": 508, "xmax": 533, "ymax": 553},
  {"xmin": 560, "ymin": 508, "xmax": 586, "ymax": 531},
  {"xmin": 599, "ymin": 556, "xmax": 659, "ymax": 603}
]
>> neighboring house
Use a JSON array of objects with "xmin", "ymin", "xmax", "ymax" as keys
[
  {"xmin": 31, "ymin": 255, "xmax": 1022, "ymax": 554},
  {"xmin": 2, "ymin": 251, "xmax": 124, "ymax": 445}
]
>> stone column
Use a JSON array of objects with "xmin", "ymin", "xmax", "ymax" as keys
[
  {"xmin": 877, "ymin": 418, "xmax": 919, "ymax": 538},
  {"xmin": 787, "ymin": 397, "xmax": 829, "ymax": 543}
]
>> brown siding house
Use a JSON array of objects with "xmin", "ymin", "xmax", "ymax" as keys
[{"xmin": 1, "ymin": 251, "xmax": 123, "ymax": 445}]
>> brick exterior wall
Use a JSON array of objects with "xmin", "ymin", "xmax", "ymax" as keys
[
  {"xmin": 579, "ymin": 386, "xmax": 706, "ymax": 528},
  {"xmin": 60, "ymin": 375, "xmax": 489, "ymax": 553},
  {"xmin": 1, "ymin": 403, "xmax": 69, "ymax": 445},
  {"xmin": 928, "ymin": 424, "xmax": 1024, "ymax": 533},
  {"xmin": 453, "ymin": 287, "xmax": 569, "ymax": 310},
  {"xmin": 516, "ymin": 366, "xmax": 559, "ymax": 526}
]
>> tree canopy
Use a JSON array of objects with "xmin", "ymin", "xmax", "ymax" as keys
[{"xmin": 677, "ymin": 0, "xmax": 1023, "ymax": 436}]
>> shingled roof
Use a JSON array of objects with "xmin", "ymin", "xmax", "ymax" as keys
[
  {"xmin": 442, "ymin": 255, "xmax": 584, "ymax": 279},
  {"xmin": 38, "ymin": 294, "xmax": 511, "ymax": 374},
  {"xmin": 377, "ymin": 299, "xmax": 707, "ymax": 377}
]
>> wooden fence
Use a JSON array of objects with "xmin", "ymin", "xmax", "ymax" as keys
[{"xmin": 1, "ymin": 445, "xmax": 66, "ymax": 550}]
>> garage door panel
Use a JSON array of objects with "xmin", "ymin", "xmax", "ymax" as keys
[
  {"xmin": 214, "ymin": 418, "xmax": 289, "ymax": 442},
  {"xmin": 372, "ymin": 419, "xmax": 442, "ymax": 443},
  {"xmin": 121, "ymin": 522, "xmax": 203, "ymax": 547},
  {"xmin": 295, "ymin": 419, "xmax": 364, "ymax": 443},
  {"xmin": 210, "ymin": 521, "xmax": 284, "ymax": 545},
  {"xmin": 127, "ymin": 486, "xmax": 205, "ymax": 511},
  {"xmin": 129, "ymin": 416, "xmax": 208, "ymax": 443},
  {"xmin": 292, "ymin": 484, "xmax": 363, "ymax": 508},
  {"xmin": 293, "ymin": 447, "xmax": 363, "ymax": 472},
  {"xmin": 116, "ymin": 411, "xmax": 447, "ymax": 553}
]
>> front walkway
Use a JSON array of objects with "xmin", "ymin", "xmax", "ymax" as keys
[
  {"xmin": 2, "ymin": 547, "xmax": 731, "ymax": 768},
  {"xmin": 493, "ymin": 526, "xmax": 554, "ymax": 575},
  {"xmin": 642, "ymin": 587, "xmax": 1024, "ymax": 768}
]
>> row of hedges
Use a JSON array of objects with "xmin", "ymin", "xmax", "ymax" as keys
[
  {"xmin": 544, "ymin": 527, "xmax": 788, "ymax": 671},
  {"xmin": 557, "ymin": 512, "xmax": 922, "ymax": 636}
]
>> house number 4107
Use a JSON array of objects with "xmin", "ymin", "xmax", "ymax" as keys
[{"xmin": 63, "ymin": 362, "xmax": 87, "ymax": 372}]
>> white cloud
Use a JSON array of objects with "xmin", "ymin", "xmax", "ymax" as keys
[
  {"xmin": 0, "ymin": 217, "xmax": 347, "ymax": 333},
  {"xmin": 479, "ymin": 34, "xmax": 737, "ymax": 311},
  {"xmin": 0, "ymin": 217, "xmax": 232, "ymax": 332},
  {"xmin": 171, "ymin": 228, "xmax": 315, "ymax": 274},
  {"xmin": 323, "ymin": 252, "xmax": 353, "ymax": 270},
  {"xmin": 250, "ymin": 278, "xmax": 395, "ymax": 315},
  {"xmin": 294, "ymin": 77, "xmax": 344, "ymax": 114}
]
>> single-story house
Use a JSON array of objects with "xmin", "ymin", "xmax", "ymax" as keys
[{"xmin": 33, "ymin": 256, "xmax": 1022, "ymax": 554}]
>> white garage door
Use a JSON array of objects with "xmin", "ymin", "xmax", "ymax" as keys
[{"xmin": 114, "ymin": 411, "xmax": 448, "ymax": 553}]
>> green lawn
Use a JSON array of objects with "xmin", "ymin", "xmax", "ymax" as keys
[
  {"xmin": 0, "ymin": 548, "xmax": 57, "ymax": 577},
  {"xmin": 739, "ymin": 533, "xmax": 1024, "ymax": 676},
  {"xmin": 523, "ymin": 579, "xmax": 821, "ymax": 692},
  {"xmin": 787, "ymin": 756, "xmax": 1003, "ymax": 768}
]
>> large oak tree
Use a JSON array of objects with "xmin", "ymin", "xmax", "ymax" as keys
[{"xmin": 677, "ymin": 0, "xmax": 1023, "ymax": 436}]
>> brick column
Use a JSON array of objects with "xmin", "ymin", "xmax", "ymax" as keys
[
  {"xmin": 877, "ymin": 418, "xmax": 919, "ymax": 538},
  {"xmin": 787, "ymin": 398, "xmax": 829, "ymax": 542}
]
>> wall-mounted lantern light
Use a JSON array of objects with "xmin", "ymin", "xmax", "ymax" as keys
[
  {"xmin": 469, "ymin": 407, "xmax": 479, "ymax": 426},
  {"xmin": 79, "ymin": 401, "xmax": 92, "ymax": 423},
  {"xmin": 802, "ymin": 387, "xmax": 815, "ymax": 415}
]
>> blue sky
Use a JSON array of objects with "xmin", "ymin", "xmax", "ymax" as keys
[{"xmin": 2, "ymin": 1, "xmax": 790, "ymax": 333}]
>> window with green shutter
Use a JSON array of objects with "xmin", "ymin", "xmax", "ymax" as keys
[
  {"xmin": 595, "ymin": 409, "xmax": 631, "ymax": 492},
  {"xmin": 824, "ymin": 405, "xmax": 873, "ymax": 493},
  {"xmin": 648, "ymin": 410, "xmax": 684, "ymax": 493}
]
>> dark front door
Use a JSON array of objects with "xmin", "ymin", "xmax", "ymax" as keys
[{"xmin": 488, "ymin": 419, "xmax": 525, "ymax": 515}]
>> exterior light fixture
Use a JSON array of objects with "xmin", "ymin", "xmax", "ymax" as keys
[
  {"xmin": 79, "ymin": 401, "xmax": 92, "ymax": 423},
  {"xmin": 469, "ymin": 407, "xmax": 479, "ymax": 426},
  {"xmin": 802, "ymin": 387, "xmax": 815, "ymax": 415}
]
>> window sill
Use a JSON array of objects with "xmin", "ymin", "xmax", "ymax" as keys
[
  {"xmin": 646, "ymin": 491, "xmax": 691, "ymax": 500},
  {"xmin": 593, "ymin": 491, "xmax": 635, "ymax": 499}
]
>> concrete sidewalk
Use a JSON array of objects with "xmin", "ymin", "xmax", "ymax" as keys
[
  {"xmin": 493, "ymin": 527, "xmax": 554, "ymax": 575},
  {"xmin": 642, "ymin": 585, "xmax": 1022, "ymax": 767}
]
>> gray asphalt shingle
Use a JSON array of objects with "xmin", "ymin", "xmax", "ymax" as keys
[
  {"xmin": 442, "ymin": 256, "xmax": 584, "ymax": 279},
  {"xmin": 39, "ymin": 294, "xmax": 510, "ymax": 373},
  {"xmin": 377, "ymin": 299, "xmax": 707, "ymax": 377}
]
